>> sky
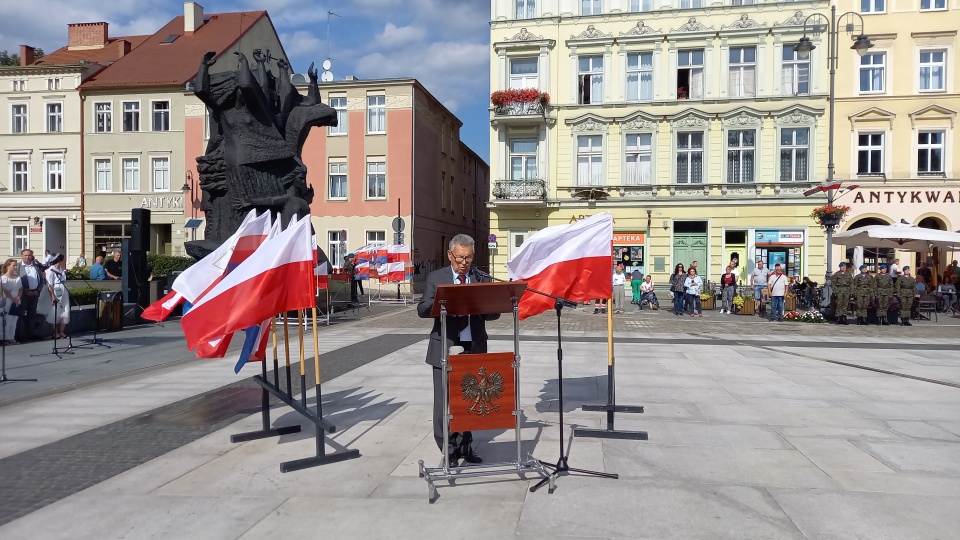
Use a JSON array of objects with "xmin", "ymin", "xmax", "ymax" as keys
[{"xmin": 0, "ymin": 0, "xmax": 492, "ymax": 160}]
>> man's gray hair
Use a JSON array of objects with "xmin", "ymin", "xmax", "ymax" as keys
[{"xmin": 449, "ymin": 234, "xmax": 475, "ymax": 251}]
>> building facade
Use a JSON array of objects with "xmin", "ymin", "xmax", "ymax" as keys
[
  {"xmin": 489, "ymin": 0, "xmax": 838, "ymax": 285},
  {"xmin": 302, "ymin": 78, "xmax": 490, "ymax": 292},
  {"xmin": 832, "ymin": 0, "xmax": 959, "ymax": 273}
]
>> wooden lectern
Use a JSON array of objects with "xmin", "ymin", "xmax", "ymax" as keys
[{"xmin": 418, "ymin": 281, "xmax": 549, "ymax": 501}]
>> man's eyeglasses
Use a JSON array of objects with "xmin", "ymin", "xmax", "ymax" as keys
[{"xmin": 451, "ymin": 255, "xmax": 474, "ymax": 264}]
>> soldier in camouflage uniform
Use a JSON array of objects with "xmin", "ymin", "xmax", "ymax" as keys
[
  {"xmin": 832, "ymin": 262, "xmax": 853, "ymax": 325},
  {"xmin": 852, "ymin": 264, "xmax": 875, "ymax": 325},
  {"xmin": 896, "ymin": 265, "xmax": 917, "ymax": 326},
  {"xmin": 874, "ymin": 263, "xmax": 894, "ymax": 326}
]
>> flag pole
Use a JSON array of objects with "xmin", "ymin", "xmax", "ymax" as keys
[
  {"xmin": 607, "ymin": 295, "xmax": 615, "ymax": 429},
  {"xmin": 298, "ymin": 309, "xmax": 306, "ymax": 408},
  {"xmin": 283, "ymin": 311, "xmax": 292, "ymax": 397},
  {"xmin": 272, "ymin": 313, "xmax": 279, "ymax": 387}
]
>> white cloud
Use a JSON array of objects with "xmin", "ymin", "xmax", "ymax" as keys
[
  {"xmin": 280, "ymin": 30, "xmax": 325, "ymax": 60},
  {"xmin": 373, "ymin": 23, "xmax": 425, "ymax": 49}
]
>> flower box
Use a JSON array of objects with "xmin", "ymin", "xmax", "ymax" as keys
[
  {"xmin": 738, "ymin": 300, "xmax": 755, "ymax": 316},
  {"xmin": 701, "ymin": 296, "xmax": 715, "ymax": 310},
  {"xmin": 785, "ymin": 296, "xmax": 796, "ymax": 311}
]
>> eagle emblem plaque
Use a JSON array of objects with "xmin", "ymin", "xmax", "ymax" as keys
[{"xmin": 448, "ymin": 352, "xmax": 516, "ymax": 432}]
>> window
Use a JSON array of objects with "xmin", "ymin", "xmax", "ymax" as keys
[
  {"xmin": 779, "ymin": 128, "xmax": 809, "ymax": 182},
  {"xmin": 46, "ymin": 160, "xmax": 63, "ymax": 191},
  {"xmin": 367, "ymin": 95, "xmax": 385, "ymax": 133},
  {"xmin": 857, "ymin": 133, "xmax": 884, "ymax": 175},
  {"xmin": 122, "ymin": 101, "xmax": 140, "ymax": 132},
  {"xmin": 449, "ymin": 177, "xmax": 455, "ymax": 210},
  {"xmin": 94, "ymin": 159, "xmax": 112, "ymax": 192},
  {"xmin": 680, "ymin": 0, "xmax": 703, "ymax": 7},
  {"xmin": 576, "ymin": 135, "xmax": 603, "ymax": 186},
  {"xmin": 441, "ymin": 172, "xmax": 446, "ymax": 209},
  {"xmin": 917, "ymin": 131, "xmax": 944, "ymax": 174},
  {"xmin": 728, "ymin": 47, "xmax": 756, "ymax": 98},
  {"xmin": 624, "ymin": 133, "xmax": 652, "ymax": 185},
  {"xmin": 861, "ymin": 0, "xmax": 885, "ymax": 13},
  {"xmin": 152, "ymin": 157, "xmax": 170, "ymax": 191},
  {"xmin": 45, "ymin": 103, "xmax": 63, "ymax": 133},
  {"xmin": 676, "ymin": 132, "xmax": 704, "ymax": 184},
  {"xmin": 630, "ymin": 0, "xmax": 652, "ymax": 11},
  {"xmin": 329, "ymin": 162, "xmax": 347, "ymax": 199},
  {"xmin": 329, "ymin": 231, "xmax": 346, "ymax": 269},
  {"xmin": 859, "ymin": 53, "xmax": 885, "ymax": 93},
  {"xmin": 677, "ymin": 49, "xmax": 704, "ymax": 99},
  {"xmin": 12, "ymin": 226, "xmax": 29, "ymax": 256},
  {"xmin": 122, "ymin": 158, "xmax": 140, "ymax": 191},
  {"xmin": 726, "ymin": 130, "xmax": 755, "ymax": 183},
  {"xmin": 11, "ymin": 79, "xmax": 27, "ymax": 91},
  {"xmin": 509, "ymin": 139, "xmax": 538, "ymax": 179},
  {"xmin": 366, "ymin": 161, "xmax": 386, "ymax": 199},
  {"xmin": 919, "ymin": 50, "xmax": 946, "ymax": 92},
  {"xmin": 366, "ymin": 231, "xmax": 386, "ymax": 246},
  {"xmin": 95, "ymin": 102, "xmax": 112, "ymax": 132},
  {"xmin": 921, "ymin": 0, "xmax": 946, "ymax": 9},
  {"xmin": 47, "ymin": 77, "xmax": 61, "ymax": 90},
  {"xmin": 577, "ymin": 55, "xmax": 604, "ymax": 104},
  {"xmin": 516, "ymin": 0, "xmax": 535, "ymax": 18},
  {"xmin": 152, "ymin": 101, "xmax": 170, "ymax": 131},
  {"xmin": 11, "ymin": 104, "xmax": 28, "ymax": 133},
  {"xmin": 782, "ymin": 46, "xmax": 810, "ymax": 95},
  {"xmin": 12, "ymin": 161, "xmax": 28, "ymax": 192},
  {"xmin": 329, "ymin": 97, "xmax": 347, "ymax": 135},
  {"xmin": 509, "ymin": 57, "xmax": 539, "ymax": 89},
  {"xmin": 732, "ymin": 0, "xmax": 755, "ymax": 4},
  {"xmin": 626, "ymin": 52, "xmax": 653, "ymax": 101},
  {"xmin": 581, "ymin": 0, "xmax": 601, "ymax": 15}
]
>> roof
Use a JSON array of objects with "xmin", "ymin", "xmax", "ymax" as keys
[
  {"xmin": 81, "ymin": 10, "xmax": 268, "ymax": 90},
  {"xmin": 34, "ymin": 35, "xmax": 151, "ymax": 67}
]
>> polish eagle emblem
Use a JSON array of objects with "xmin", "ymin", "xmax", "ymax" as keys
[{"xmin": 461, "ymin": 367, "xmax": 505, "ymax": 416}]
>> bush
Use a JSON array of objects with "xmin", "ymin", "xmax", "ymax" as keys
[
  {"xmin": 70, "ymin": 287, "xmax": 106, "ymax": 305},
  {"xmin": 67, "ymin": 266, "xmax": 90, "ymax": 280},
  {"xmin": 147, "ymin": 254, "xmax": 195, "ymax": 277}
]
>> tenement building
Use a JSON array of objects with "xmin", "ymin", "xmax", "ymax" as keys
[{"xmin": 488, "ymin": 0, "xmax": 838, "ymax": 284}]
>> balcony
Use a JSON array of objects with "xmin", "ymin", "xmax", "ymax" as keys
[
  {"xmin": 492, "ymin": 179, "xmax": 548, "ymax": 206},
  {"xmin": 494, "ymin": 101, "xmax": 544, "ymax": 116},
  {"xmin": 490, "ymin": 89, "xmax": 555, "ymax": 127}
]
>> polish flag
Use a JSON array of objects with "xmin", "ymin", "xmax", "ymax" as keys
[
  {"xmin": 507, "ymin": 212, "xmax": 613, "ymax": 320},
  {"xmin": 315, "ymin": 261, "xmax": 329, "ymax": 291},
  {"xmin": 182, "ymin": 215, "xmax": 316, "ymax": 350},
  {"xmin": 141, "ymin": 290, "xmax": 184, "ymax": 321}
]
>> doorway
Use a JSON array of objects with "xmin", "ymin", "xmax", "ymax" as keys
[
  {"xmin": 44, "ymin": 217, "xmax": 67, "ymax": 260},
  {"xmin": 673, "ymin": 221, "xmax": 708, "ymax": 275},
  {"xmin": 509, "ymin": 230, "xmax": 528, "ymax": 263}
]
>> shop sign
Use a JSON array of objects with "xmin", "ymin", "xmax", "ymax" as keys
[
  {"xmin": 140, "ymin": 196, "xmax": 184, "ymax": 209},
  {"xmin": 569, "ymin": 214, "xmax": 616, "ymax": 224},
  {"xmin": 29, "ymin": 226, "xmax": 42, "ymax": 233},
  {"xmin": 852, "ymin": 190, "xmax": 959, "ymax": 204},
  {"xmin": 612, "ymin": 232, "xmax": 645, "ymax": 244},
  {"xmin": 755, "ymin": 230, "xmax": 804, "ymax": 245}
]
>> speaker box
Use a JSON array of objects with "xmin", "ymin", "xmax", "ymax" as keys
[
  {"xmin": 130, "ymin": 208, "xmax": 151, "ymax": 252},
  {"xmin": 121, "ymin": 239, "xmax": 150, "ymax": 314}
]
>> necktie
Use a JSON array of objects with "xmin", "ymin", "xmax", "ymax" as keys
[{"xmin": 456, "ymin": 274, "xmax": 469, "ymax": 331}]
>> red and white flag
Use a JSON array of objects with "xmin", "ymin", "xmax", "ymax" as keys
[
  {"xmin": 507, "ymin": 213, "xmax": 613, "ymax": 320},
  {"xmin": 181, "ymin": 215, "xmax": 316, "ymax": 350}
]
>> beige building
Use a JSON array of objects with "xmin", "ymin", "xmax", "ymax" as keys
[{"xmin": 831, "ymin": 0, "xmax": 960, "ymax": 274}]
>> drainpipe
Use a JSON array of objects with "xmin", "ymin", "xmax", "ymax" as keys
[{"xmin": 79, "ymin": 93, "xmax": 86, "ymax": 254}]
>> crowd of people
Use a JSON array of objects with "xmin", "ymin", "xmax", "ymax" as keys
[{"xmin": 1, "ymin": 249, "xmax": 78, "ymax": 345}]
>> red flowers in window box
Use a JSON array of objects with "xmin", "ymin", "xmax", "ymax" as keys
[{"xmin": 491, "ymin": 88, "xmax": 551, "ymax": 106}]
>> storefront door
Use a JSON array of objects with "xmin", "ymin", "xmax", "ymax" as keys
[{"xmin": 673, "ymin": 234, "xmax": 707, "ymax": 272}]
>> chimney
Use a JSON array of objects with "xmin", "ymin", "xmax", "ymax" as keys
[
  {"xmin": 184, "ymin": 2, "xmax": 205, "ymax": 33},
  {"xmin": 68, "ymin": 22, "xmax": 109, "ymax": 49},
  {"xmin": 115, "ymin": 39, "xmax": 130, "ymax": 58},
  {"xmin": 19, "ymin": 45, "xmax": 36, "ymax": 66}
]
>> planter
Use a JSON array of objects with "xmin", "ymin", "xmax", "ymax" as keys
[
  {"xmin": 738, "ymin": 301, "xmax": 755, "ymax": 316},
  {"xmin": 785, "ymin": 296, "xmax": 796, "ymax": 311},
  {"xmin": 819, "ymin": 214, "xmax": 842, "ymax": 227},
  {"xmin": 701, "ymin": 296, "xmax": 715, "ymax": 310}
]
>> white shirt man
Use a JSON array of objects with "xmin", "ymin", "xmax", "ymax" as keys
[{"xmin": 889, "ymin": 260, "xmax": 900, "ymax": 278}]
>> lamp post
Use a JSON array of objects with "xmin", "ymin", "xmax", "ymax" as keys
[
  {"xmin": 794, "ymin": 5, "xmax": 872, "ymax": 308},
  {"xmin": 181, "ymin": 171, "xmax": 196, "ymax": 242}
]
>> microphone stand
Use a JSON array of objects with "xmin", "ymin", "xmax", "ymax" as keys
[
  {"xmin": 31, "ymin": 285, "xmax": 73, "ymax": 359},
  {"xmin": 472, "ymin": 268, "xmax": 617, "ymax": 494},
  {"xmin": 73, "ymin": 274, "xmax": 119, "ymax": 348},
  {"xmin": 0, "ymin": 306, "xmax": 37, "ymax": 384}
]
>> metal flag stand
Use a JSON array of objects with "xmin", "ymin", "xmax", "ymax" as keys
[
  {"xmin": 0, "ymin": 309, "xmax": 37, "ymax": 384},
  {"xmin": 419, "ymin": 283, "xmax": 549, "ymax": 502}
]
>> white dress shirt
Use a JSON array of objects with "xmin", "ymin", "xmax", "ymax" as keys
[{"xmin": 612, "ymin": 272, "xmax": 626, "ymax": 286}]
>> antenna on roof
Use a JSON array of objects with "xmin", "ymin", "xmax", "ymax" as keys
[{"xmin": 326, "ymin": 10, "xmax": 340, "ymax": 64}]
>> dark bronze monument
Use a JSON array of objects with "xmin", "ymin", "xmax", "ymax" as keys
[{"xmin": 187, "ymin": 49, "xmax": 334, "ymax": 259}]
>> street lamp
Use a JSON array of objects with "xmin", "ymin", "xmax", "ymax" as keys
[
  {"xmin": 794, "ymin": 6, "xmax": 872, "ymax": 309},
  {"xmin": 181, "ymin": 171, "xmax": 196, "ymax": 241}
]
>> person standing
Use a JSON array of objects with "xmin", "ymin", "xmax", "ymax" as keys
[
  {"xmin": 612, "ymin": 265, "xmax": 626, "ymax": 314},
  {"xmin": 1, "ymin": 259, "xmax": 22, "ymax": 345},
  {"xmin": 896, "ymin": 266, "xmax": 916, "ymax": 326},
  {"xmin": 74, "ymin": 253, "xmax": 87, "ymax": 268},
  {"xmin": 89, "ymin": 256, "xmax": 107, "ymax": 281},
  {"xmin": 343, "ymin": 254, "xmax": 358, "ymax": 303},
  {"xmin": 852, "ymin": 264, "xmax": 876, "ymax": 325},
  {"xmin": 889, "ymin": 258, "xmax": 900, "ymax": 278},
  {"xmin": 684, "ymin": 267, "xmax": 703, "ymax": 317},
  {"xmin": 719, "ymin": 265, "xmax": 737, "ymax": 314},
  {"xmin": 832, "ymin": 262, "xmax": 853, "ymax": 325},
  {"xmin": 417, "ymin": 234, "xmax": 497, "ymax": 466},
  {"xmin": 874, "ymin": 263, "xmax": 894, "ymax": 325},
  {"xmin": 103, "ymin": 251, "xmax": 123, "ymax": 280},
  {"xmin": 630, "ymin": 270, "xmax": 642, "ymax": 306},
  {"xmin": 38, "ymin": 254, "xmax": 70, "ymax": 339},
  {"xmin": 16, "ymin": 249, "xmax": 46, "ymax": 342},
  {"xmin": 751, "ymin": 260, "xmax": 769, "ymax": 313},
  {"xmin": 639, "ymin": 275, "xmax": 657, "ymax": 310},
  {"xmin": 917, "ymin": 262, "xmax": 933, "ymax": 288},
  {"xmin": 767, "ymin": 264, "xmax": 787, "ymax": 321},
  {"xmin": 670, "ymin": 263, "xmax": 686, "ymax": 315}
]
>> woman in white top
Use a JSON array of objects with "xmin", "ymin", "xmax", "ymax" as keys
[
  {"xmin": 38, "ymin": 253, "xmax": 71, "ymax": 339},
  {"xmin": 1, "ymin": 258, "xmax": 22, "ymax": 344},
  {"xmin": 684, "ymin": 268, "xmax": 704, "ymax": 317},
  {"xmin": 640, "ymin": 275, "xmax": 659, "ymax": 310}
]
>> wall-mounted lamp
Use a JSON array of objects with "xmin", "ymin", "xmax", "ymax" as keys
[
  {"xmin": 33, "ymin": 217, "xmax": 41, "ymax": 226},
  {"xmin": 181, "ymin": 170, "xmax": 193, "ymax": 192},
  {"xmin": 662, "ymin": 220, "xmax": 669, "ymax": 231}
]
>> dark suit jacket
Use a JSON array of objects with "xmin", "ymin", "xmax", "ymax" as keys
[{"xmin": 417, "ymin": 266, "xmax": 500, "ymax": 367}]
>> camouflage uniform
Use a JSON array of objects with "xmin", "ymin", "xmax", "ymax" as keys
[
  {"xmin": 852, "ymin": 271, "xmax": 876, "ymax": 323},
  {"xmin": 874, "ymin": 270, "xmax": 895, "ymax": 325},
  {"xmin": 832, "ymin": 269, "xmax": 853, "ymax": 323},
  {"xmin": 896, "ymin": 273, "xmax": 917, "ymax": 326}
]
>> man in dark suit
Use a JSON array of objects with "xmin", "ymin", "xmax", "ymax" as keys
[
  {"xmin": 417, "ymin": 234, "xmax": 499, "ymax": 466},
  {"xmin": 16, "ymin": 249, "xmax": 46, "ymax": 342}
]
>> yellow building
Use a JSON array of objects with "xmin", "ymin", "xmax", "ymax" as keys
[
  {"xmin": 831, "ymin": 0, "xmax": 959, "ymax": 274},
  {"xmin": 488, "ymin": 1, "xmax": 836, "ymax": 286}
]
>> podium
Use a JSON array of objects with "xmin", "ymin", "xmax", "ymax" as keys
[{"xmin": 418, "ymin": 281, "xmax": 549, "ymax": 501}]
